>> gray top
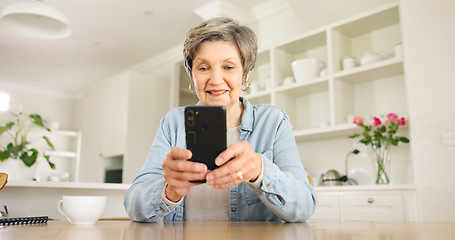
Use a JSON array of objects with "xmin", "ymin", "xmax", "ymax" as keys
[{"xmin": 184, "ymin": 127, "xmax": 241, "ymax": 221}]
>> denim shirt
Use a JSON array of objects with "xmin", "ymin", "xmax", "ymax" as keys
[{"xmin": 124, "ymin": 98, "xmax": 316, "ymax": 222}]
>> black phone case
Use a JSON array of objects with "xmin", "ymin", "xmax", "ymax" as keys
[{"xmin": 185, "ymin": 106, "xmax": 227, "ymax": 175}]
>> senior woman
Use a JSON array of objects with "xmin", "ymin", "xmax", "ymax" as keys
[{"xmin": 124, "ymin": 17, "xmax": 316, "ymax": 222}]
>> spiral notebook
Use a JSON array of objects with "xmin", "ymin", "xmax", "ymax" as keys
[{"xmin": 0, "ymin": 216, "xmax": 48, "ymax": 225}]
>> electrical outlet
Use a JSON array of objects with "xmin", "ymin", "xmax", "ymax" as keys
[
  {"xmin": 353, "ymin": 143, "xmax": 368, "ymax": 158},
  {"xmin": 442, "ymin": 125, "xmax": 455, "ymax": 146}
]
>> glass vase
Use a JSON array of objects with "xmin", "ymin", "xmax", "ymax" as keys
[{"xmin": 371, "ymin": 138, "xmax": 391, "ymax": 184}]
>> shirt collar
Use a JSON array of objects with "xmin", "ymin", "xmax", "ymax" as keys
[{"xmin": 195, "ymin": 97, "xmax": 254, "ymax": 132}]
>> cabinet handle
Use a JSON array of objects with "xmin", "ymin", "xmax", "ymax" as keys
[{"xmin": 367, "ymin": 197, "xmax": 375, "ymax": 204}]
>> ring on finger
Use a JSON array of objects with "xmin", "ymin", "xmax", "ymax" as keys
[{"xmin": 236, "ymin": 170, "xmax": 243, "ymax": 180}]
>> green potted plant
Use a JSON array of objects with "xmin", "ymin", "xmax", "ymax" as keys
[{"xmin": 0, "ymin": 111, "xmax": 56, "ymax": 170}]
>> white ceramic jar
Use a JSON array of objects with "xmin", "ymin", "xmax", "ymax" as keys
[{"xmin": 342, "ymin": 56, "xmax": 356, "ymax": 70}]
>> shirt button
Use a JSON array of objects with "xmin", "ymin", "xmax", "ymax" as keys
[
  {"xmin": 266, "ymin": 184, "xmax": 271, "ymax": 189},
  {"xmin": 160, "ymin": 207, "xmax": 165, "ymax": 212},
  {"xmin": 231, "ymin": 208, "xmax": 236, "ymax": 212}
]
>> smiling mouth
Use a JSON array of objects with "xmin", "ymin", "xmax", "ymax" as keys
[{"xmin": 207, "ymin": 90, "xmax": 227, "ymax": 95}]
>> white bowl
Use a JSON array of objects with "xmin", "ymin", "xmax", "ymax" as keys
[
  {"xmin": 291, "ymin": 58, "xmax": 322, "ymax": 83},
  {"xmin": 48, "ymin": 121, "xmax": 60, "ymax": 130}
]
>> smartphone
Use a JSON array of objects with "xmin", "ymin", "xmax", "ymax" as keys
[{"xmin": 185, "ymin": 106, "xmax": 227, "ymax": 182}]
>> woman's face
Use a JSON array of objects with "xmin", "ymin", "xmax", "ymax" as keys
[{"xmin": 191, "ymin": 40, "xmax": 244, "ymax": 113}]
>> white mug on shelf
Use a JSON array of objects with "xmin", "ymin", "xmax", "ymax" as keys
[
  {"xmin": 342, "ymin": 56, "xmax": 356, "ymax": 70},
  {"xmin": 320, "ymin": 120, "xmax": 330, "ymax": 128},
  {"xmin": 282, "ymin": 76, "xmax": 294, "ymax": 86},
  {"xmin": 394, "ymin": 42, "xmax": 403, "ymax": 58},
  {"xmin": 249, "ymin": 82, "xmax": 258, "ymax": 94}
]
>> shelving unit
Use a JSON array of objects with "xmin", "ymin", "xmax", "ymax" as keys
[
  {"xmin": 173, "ymin": 3, "xmax": 406, "ymax": 141},
  {"xmin": 30, "ymin": 129, "xmax": 82, "ymax": 182},
  {"xmin": 242, "ymin": 3, "xmax": 406, "ymax": 141}
]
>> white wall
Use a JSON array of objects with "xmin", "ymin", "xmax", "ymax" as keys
[
  {"xmin": 400, "ymin": 0, "xmax": 455, "ymax": 221},
  {"xmin": 0, "ymin": 81, "xmax": 76, "ymax": 130}
]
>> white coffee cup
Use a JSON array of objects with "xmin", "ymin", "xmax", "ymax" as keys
[
  {"xmin": 320, "ymin": 120, "xmax": 330, "ymax": 128},
  {"xmin": 282, "ymin": 76, "xmax": 295, "ymax": 86},
  {"xmin": 394, "ymin": 42, "xmax": 403, "ymax": 58},
  {"xmin": 249, "ymin": 81, "xmax": 258, "ymax": 94},
  {"xmin": 342, "ymin": 56, "xmax": 356, "ymax": 70},
  {"xmin": 58, "ymin": 196, "xmax": 107, "ymax": 224}
]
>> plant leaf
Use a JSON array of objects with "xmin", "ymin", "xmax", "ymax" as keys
[
  {"xmin": 0, "ymin": 122, "xmax": 15, "ymax": 135},
  {"xmin": 44, "ymin": 154, "xmax": 56, "ymax": 169},
  {"xmin": 348, "ymin": 133, "xmax": 360, "ymax": 138},
  {"xmin": 400, "ymin": 137, "xmax": 410, "ymax": 143},
  {"xmin": 391, "ymin": 138, "xmax": 399, "ymax": 146},
  {"xmin": 20, "ymin": 149, "xmax": 38, "ymax": 167},
  {"xmin": 0, "ymin": 151, "xmax": 10, "ymax": 161},
  {"xmin": 29, "ymin": 114, "xmax": 50, "ymax": 131},
  {"xmin": 43, "ymin": 136, "xmax": 55, "ymax": 150},
  {"xmin": 6, "ymin": 143, "xmax": 22, "ymax": 157}
]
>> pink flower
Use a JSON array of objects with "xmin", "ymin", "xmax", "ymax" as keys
[
  {"xmin": 373, "ymin": 117, "xmax": 382, "ymax": 127},
  {"xmin": 353, "ymin": 116, "xmax": 364, "ymax": 126},
  {"xmin": 397, "ymin": 117, "xmax": 406, "ymax": 126},
  {"xmin": 387, "ymin": 113, "xmax": 398, "ymax": 122}
]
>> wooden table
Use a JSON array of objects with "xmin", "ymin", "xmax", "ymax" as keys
[{"xmin": 0, "ymin": 220, "xmax": 454, "ymax": 240}]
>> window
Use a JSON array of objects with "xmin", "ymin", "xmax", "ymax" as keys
[{"xmin": 0, "ymin": 92, "xmax": 10, "ymax": 111}]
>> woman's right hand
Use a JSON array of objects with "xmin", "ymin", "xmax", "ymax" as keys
[{"xmin": 162, "ymin": 147, "xmax": 208, "ymax": 202}]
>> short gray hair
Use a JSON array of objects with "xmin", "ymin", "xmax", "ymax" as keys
[{"xmin": 183, "ymin": 17, "xmax": 258, "ymax": 81}]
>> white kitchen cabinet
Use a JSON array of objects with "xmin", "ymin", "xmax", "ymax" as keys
[
  {"xmin": 101, "ymin": 78, "xmax": 128, "ymax": 158},
  {"xmin": 310, "ymin": 194, "xmax": 341, "ymax": 221},
  {"xmin": 79, "ymin": 72, "xmax": 131, "ymax": 182},
  {"xmin": 342, "ymin": 193, "xmax": 404, "ymax": 221},
  {"xmin": 310, "ymin": 185, "xmax": 418, "ymax": 221},
  {"xmin": 80, "ymin": 71, "xmax": 166, "ymax": 183}
]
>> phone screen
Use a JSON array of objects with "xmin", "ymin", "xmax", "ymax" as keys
[{"xmin": 185, "ymin": 106, "xmax": 227, "ymax": 173}]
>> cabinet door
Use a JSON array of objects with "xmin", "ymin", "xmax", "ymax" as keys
[
  {"xmin": 343, "ymin": 193, "xmax": 404, "ymax": 221},
  {"xmin": 310, "ymin": 194, "xmax": 340, "ymax": 221},
  {"xmin": 101, "ymin": 79, "xmax": 128, "ymax": 157},
  {"xmin": 80, "ymin": 89, "xmax": 106, "ymax": 182}
]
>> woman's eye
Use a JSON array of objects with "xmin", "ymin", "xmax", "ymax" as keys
[
  {"xmin": 225, "ymin": 66, "xmax": 234, "ymax": 70},
  {"xmin": 199, "ymin": 67, "xmax": 208, "ymax": 71}
]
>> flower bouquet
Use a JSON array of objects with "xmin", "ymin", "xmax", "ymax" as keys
[{"xmin": 349, "ymin": 113, "xmax": 409, "ymax": 184}]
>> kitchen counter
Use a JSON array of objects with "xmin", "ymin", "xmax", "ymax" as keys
[
  {"xmin": 5, "ymin": 180, "xmax": 131, "ymax": 190},
  {"xmin": 1, "ymin": 220, "xmax": 454, "ymax": 240},
  {"xmin": 0, "ymin": 181, "xmax": 130, "ymax": 220}
]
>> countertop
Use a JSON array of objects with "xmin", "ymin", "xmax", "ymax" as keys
[
  {"xmin": 4, "ymin": 180, "xmax": 130, "ymax": 190},
  {"xmin": 0, "ymin": 220, "xmax": 454, "ymax": 240}
]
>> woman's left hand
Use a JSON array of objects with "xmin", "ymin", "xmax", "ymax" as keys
[{"xmin": 205, "ymin": 141, "xmax": 262, "ymax": 189}]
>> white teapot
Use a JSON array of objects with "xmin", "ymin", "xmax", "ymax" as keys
[{"xmin": 359, "ymin": 51, "xmax": 386, "ymax": 66}]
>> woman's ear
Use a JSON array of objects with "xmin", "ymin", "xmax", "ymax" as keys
[{"xmin": 244, "ymin": 71, "xmax": 251, "ymax": 81}]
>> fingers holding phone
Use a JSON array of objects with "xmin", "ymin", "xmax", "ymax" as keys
[
  {"xmin": 206, "ymin": 141, "xmax": 262, "ymax": 189},
  {"xmin": 162, "ymin": 147, "xmax": 208, "ymax": 201}
]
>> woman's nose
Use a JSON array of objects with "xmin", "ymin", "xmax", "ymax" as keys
[{"xmin": 208, "ymin": 68, "xmax": 223, "ymax": 85}]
